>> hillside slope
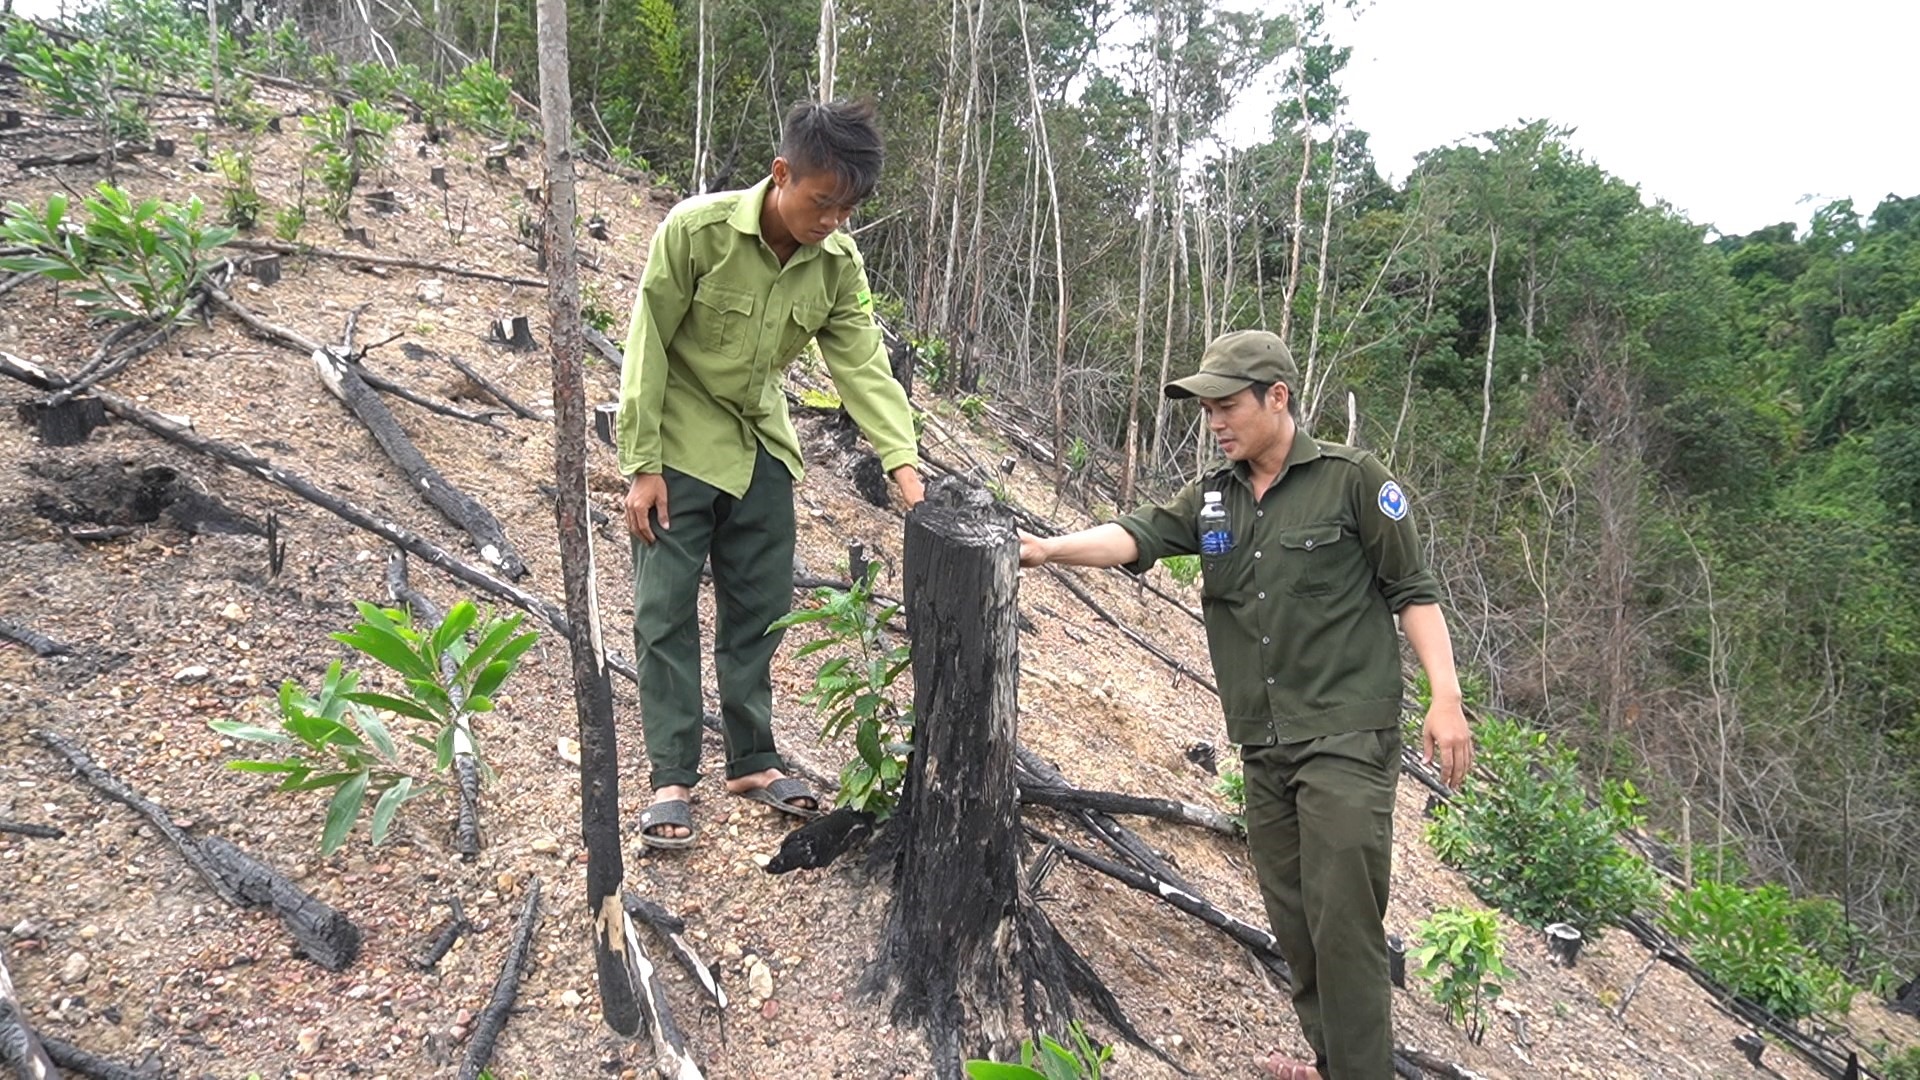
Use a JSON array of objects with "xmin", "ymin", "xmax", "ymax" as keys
[{"xmin": 1, "ymin": 76, "xmax": 1914, "ymax": 1080}]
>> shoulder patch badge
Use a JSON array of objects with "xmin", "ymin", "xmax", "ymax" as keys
[
  {"xmin": 1377, "ymin": 480, "xmax": 1408, "ymax": 521},
  {"xmin": 856, "ymin": 288, "xmax": 873, "ymax": 311}
]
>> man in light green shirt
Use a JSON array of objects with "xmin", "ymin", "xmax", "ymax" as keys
[{"xmin": 616, "ymin": 100, "xmax": 925, "ymax": 848}]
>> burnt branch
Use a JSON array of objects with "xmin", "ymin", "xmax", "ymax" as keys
[{"xmin": 459, "ymin": 877, "xmax": 542, "ymax": 1080}]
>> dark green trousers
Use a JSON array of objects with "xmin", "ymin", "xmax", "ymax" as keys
[
  {"xmin": 1242, "ymin": 727, "xmax": 1400, "ymax": 1080},
  {"xmin": 630, "ymin": 446, "xmax": 795, "ymax": 790}
]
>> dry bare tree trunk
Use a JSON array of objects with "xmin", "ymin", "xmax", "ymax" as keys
[
  {"xmin": 532, "ymin": 0, "xmax": 648, "ymax": 1046},
  {"xmin": 1476, "ymin": 223, "xmax": 1500, "ymax": 463},
  {"xmin": 816, "ymin": 0, "xmax": 837, "ymax": 99},
  {"xmin": 1278, "ymin": 51, "xmax": 1313, "ymax": 349},
  {"xmin": 693, "ymin": 0, "xmax": 709, "ymax": 190},
  {"xmin": 918, "ymin": 0, "xmax": 963, "ymax": 326},
  {"xmin": 1301, "ymin": 122, "xmax": 1342, "ymax": 425},
  {"xmin": 1119, "ymin": 0, "xmax": 1168, "ymax": 507},
  {"xmin": 1017, "ymin": 0, "xmax": 1069, "ymax": 467}
]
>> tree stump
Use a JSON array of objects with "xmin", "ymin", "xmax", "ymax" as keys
[
  {"xmin": 868, "ymin": 477, "xmax": 1021, "ymax": 1077},
  {"xmin": 1544, "ymin": 922, "xmax": 1583, "ymax": 967}
]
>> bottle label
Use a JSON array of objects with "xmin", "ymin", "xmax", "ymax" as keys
[{"xmin": 1201, "ymin": 529, "xmax": 1233, "ymax": 556}]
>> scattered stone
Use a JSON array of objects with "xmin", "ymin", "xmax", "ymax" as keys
[
  {"xmin": 751, "ymin": 853, "xmax": 772, "ymax": 868},
  {"xmin": 722, "ymin": 941, "xmax": 743, "ymax": 961},
  {"xmin": 747, "ymin": 960, "xmax": 773, "ymax": 1006},
  {"xmin": 59, "ymin": 951, "xmax": 90, "ymax": 984},
  {"xmin": 220, "ymin": 601, "xmax": 247, "ymax": 622},
  {"xmin": 173, "ymin": 665, "xmax": 212, "ymax": 684},
  {"xmin": 556, "ymin": 736, "xmax": 581, "ymax": 766},
  {"xmin": 760, "ymin": 999, "xmax": 779, "ymax": 1020},
  {"xmin": 417, "ymin": 278, "xmax": 447, "ymax": 306},
  {"xmin": 530, "ymin": 837, "xmax": 560, "ymax": 855},
  {"xmin": 495, "ymin": 871, "xmax": 518, "ymax": 892},
  {"xmin": 560, "ymin": 989, "xmax": 583, "ymax": 1008},
  {"xmin": 297, "ymin": 1027, "xmax": 323, "ymax": 1055}
]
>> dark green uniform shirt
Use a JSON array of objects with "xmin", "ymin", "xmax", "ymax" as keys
[
  {"xmin": 1115, "ymin": 428, "xmax": 1440, "ymax": 747},
  {"xmin": 616, "ymin": 177, "xmax": 920, "ymax": 495}
]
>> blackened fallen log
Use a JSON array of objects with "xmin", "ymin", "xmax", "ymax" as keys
[
  {"xmin": 869, "ymin": 477, "xmax": 1023, "ymax": 1078},
  {"xmin": 41, "ymin": 1033, "xmax": 156, "ymax": 1080},
  {"xmin": 17, "ymin": 144, "xmax": 149, "ymax": 167},
  {"xmin": 39, "ymin": 730, "xmax": 362, "ymax": 970},
  {"xmin": 0, "ymin": 270, "xmax": 35, "ymax": 298},
  {"xmin": 195, "ymin": 837, "xmax": 361, "ymax": 970},
  {"xmin": 623, "ymin": 892, "xmax": 727, "ymax": 1009},
  {"xmin": 1015, "ymin": 747, "xmax": 1193, "ymax": 890},
  {"xmin": 0, "ymin": 618, "xmax": 74, "ymax": 658},
  {"xmin": 314, "ymin": 346, "xmax": 529, "ymax": 579},
  {"xmin": 614, "ymin": 899, "xmax": 707, "ymax": 1077},
  {"xmin": 1392, "ymin": 1047, "xmax": 1483, "ymax": 1079},
  {"xmin": 222, "ymin": 238, "xmax": 548, "ymax": 288},
  {"xmin": 1034, "ymin": 829, "xmax": 1289, "ymax": 974},
  {"xmin": 458, "ymin": 877, "xmax": 541, "ymax": 1080},
  {"xmin": 1017, "ymin": 780, "xmax": 1242, "ymax": 838},
  {"xmin": 0, "ymin": 946, "xmax": 57, "ymax": 1080},
  {"xmin": 0, "ymin": 820, "xmax": 65, "ymax": 839},
  {"xmin": 416, "ymin": 897, "xmax": 471, "ymax": 971},
  {"xmin": 447, "ymin": 354, "xmax": 543, "ymax": 421},
  {"xmin": 582, "ymin": 325, "xmax": 624, "ymax": 367},
  {"xmin": 45, "ymin": 301, "xmax": 203, "ymax": 409},
  {"xmin": 765, "ymin": 806, "xmax": 874, "ymax": 874},
  {"xmin": 383, "ymin": 551, "xmax": 484, "ymax": 859}
]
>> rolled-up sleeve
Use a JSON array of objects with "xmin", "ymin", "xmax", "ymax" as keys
[
  {"xmin": 1114, "ymin": 482, "xmax": 1203, "ymax": 574},
  {"xmin": 1353, "ymin": 453, "xmax": 1440, "ymax": 611}
]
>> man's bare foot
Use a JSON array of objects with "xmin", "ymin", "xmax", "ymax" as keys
[
  {"xmin": 725, "ymin": 768, "xmax": 820, "ymax": 816},
  {"xmin": 1258, "ymin": 1055, "xmax": 1323, "ymax": 1080},
  {"xmin": 641, "ymin": 784, "xmax": 693, "ymax": 842}
]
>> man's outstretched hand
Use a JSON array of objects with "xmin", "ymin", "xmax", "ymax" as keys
[{"xmin": 625, "ymin": 472, "xmax": 670, "ymax": 544}]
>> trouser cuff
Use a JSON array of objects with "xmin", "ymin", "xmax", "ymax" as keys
[
  {"xmin": 725, "ymin": 751, "xmax": 786, "ymax": 780},
  {"xmin": 648, "ymin": 768, "xmax": 701, "ymax": 791}
]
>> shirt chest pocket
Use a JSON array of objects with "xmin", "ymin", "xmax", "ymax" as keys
[
  {"xmin": 1200, "ymin": 549, "xmax": 1256, "ymax": 604},
  {"xmin": 778, "ymin": 299, "xmax": 828, "ymax": 364},
  {"xmin": 692, "ymin": 279, "xmax": 754, "ymax": 360},
  {"xmin": 1276, "ymin": 523, "xmax": 1351, "ymax": 597}
]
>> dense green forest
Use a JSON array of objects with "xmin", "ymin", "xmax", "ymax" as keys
[{"xmin": 31, "ymin": 0, "xmax": 1920, "ymax": 974}]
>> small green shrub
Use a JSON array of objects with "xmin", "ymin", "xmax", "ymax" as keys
[
  {"xmin": 1662, "ymin": 880, "xmax": 1858, "ymax": 1020},
  {"xmin": 770, "ymin": 565, "xmax": 912, "ymax": 819},
  {"xmin": 274, "ymin": 202, "xmax": 307, "ymax": 243},
  {"xmin": 965, "ymin": 1022, "xmax": 1111, "ymax": 1079},
  {"xmin": 211, "ymin": 149, "xmax": 264, "ymax": 229},
  {"xmin": 1215, "ymin": 766, "xmax": 1245, "ymax": 811},
  {"xmin": 581, "ymin": 279, "xmax": 619, "ymax": 335},
  {"xmin": 0, "ymin": 185, "xmax": 234, "ymax": 324},
  {"xmin": 1424, "ymin": 716, "xmax": 1659, "ymax": 936},
  {"xmin": 211, "ymin": 600, "xmax": 536, "ymax": 856},
  {"xmin": 1878, "ymin": 1046, "xmax": 1920, "ymax": 1080},
  {"xmin": 1411, "ymin": 906, "xmax": 1510, "ymax": 1045},
  {"xmin": 445, "ymin": 60, "xmax": 524, "ymax": 139},
  {"xmin": 1065, "ymin": 436, "xmax": 1090, "ymax": 472},
  {"xmin": 8, "ymin": 35, "xmax": 150, "ymax": 144},
  {"xmin": 1162, "ymin": 554, "xmax": 1201, "ymax": 588},
  {"xmin": 959, "ymin": 393, "xmax": 988, "ymax": 421}
]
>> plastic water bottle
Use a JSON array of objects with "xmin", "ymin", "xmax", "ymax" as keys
[{"xmin": 1199, "ymin": 491, "xmax": 1233, "ymax": 555}]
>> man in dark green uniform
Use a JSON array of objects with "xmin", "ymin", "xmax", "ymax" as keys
[
  {"xmin": 1018, "ymin": 329, "xmax": 1473, "ymax": 1079},
  {"xmin": 617, "ymin": 100, "xmax": 924, "ymax": 849}
]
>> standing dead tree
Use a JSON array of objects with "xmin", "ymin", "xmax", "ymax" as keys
[{"xmin": 532, "ymin": 4, "xmax": 698, "ymax": 1076}]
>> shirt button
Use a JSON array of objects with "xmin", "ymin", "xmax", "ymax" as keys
[
  {"xmin": 1262, "ymin": 636, "xmax": 1271, "ymax": 645},
  {"xmin": 1257, "ymin": 591, "xmax": 1267, "ymax": 600},
  {"xmin": 1256, "ymin": 510, "xmax": 1264, "ymax": 517},
  {"xmin": 1304, "ymin": 539, "xmax": 1315, "ymax": 550},
  {"xmin": 1254, "ymin": 550, "xmax": 1263, "ymax": 558},
  {"xmin": 1266, "ymin": 676, "xmax": 1276, "ymax": 685}
]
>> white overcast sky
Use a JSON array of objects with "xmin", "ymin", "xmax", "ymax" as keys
[{"xmin": 1287, "ymin": 0, "xmax": 1918, "ymax": 236}]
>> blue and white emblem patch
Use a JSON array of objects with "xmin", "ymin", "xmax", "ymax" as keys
[{"xmin": 1377, "ymin": 480, "xmax": 1408, "ymax": 521}]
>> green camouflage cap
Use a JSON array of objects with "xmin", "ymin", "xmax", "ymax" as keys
[{"xmin": 1164, "ymin": 329, "xmax": 1300, "ymax": 400}]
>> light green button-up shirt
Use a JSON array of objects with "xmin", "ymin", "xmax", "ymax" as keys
[{"xmin": 615, "ymin": 177, "xmax": 919, "ymax": 496}]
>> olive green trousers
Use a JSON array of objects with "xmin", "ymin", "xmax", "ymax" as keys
[
  {"xmin": 1242, "ymin": 727, "xmax": 1401, "ymax": 1080},
  {"xmin": 630, "ymin": 447, "xmax": 795, "ymax": 790}
]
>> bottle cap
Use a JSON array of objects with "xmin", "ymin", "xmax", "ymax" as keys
[{"xmin": 1203, "ymin": 491, "xmax": 1222, "ymax": 503}]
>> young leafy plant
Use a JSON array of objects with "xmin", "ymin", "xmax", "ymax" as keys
[
  {"xmin": 965, "ymin": 1022, "xmax": 1112, "ymax": 1080},
  {"xmin": 1161, "ymin": 554, "xmax": 1201, "ymax": 588},
  {"xmin": 212, "ymin": 149, "xmax": 264, "ymax": 229},
  {"xmin": 0, "ymin": 185, "xmax": 235, "ymax": 324},
  {"xmin": 210, "ymin": 600, "xmax": 537, "ymax": 855},
  {"xmin": 1662, "ymin": 879, "xmax": 1858, "ymax": 1020},
  {"xmin": 770, "ymin": 564, "xmax": 912, "ymax": 818},
  {"xmin": 1411, "ymin": 906, "xmax": 1510, "ymax": 1045}
]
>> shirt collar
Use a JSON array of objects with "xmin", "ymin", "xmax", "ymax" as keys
[
  {"xmin": 1231, "ymin": 425, "xmax": 1321, "ymax": 487},
  {"xmin": 728, "ymin": 176, "xmax": 774, "ymax": 236}
]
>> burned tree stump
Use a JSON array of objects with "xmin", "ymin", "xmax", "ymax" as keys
[
  {"xmin": 592, "ymin": 402, "xmax": 619, "ymax": 447},
  {"xmin": 868, "ymin": 477, "xmax": 1021, "ymax": 1076},
  {"xmin": 489, "ymin": 315, "xmax": 536, "ymax": 352},
  {"xmin": 19, "ymin": 396, "xmax": 107, "ymax": 446},
  {"xmin": 430, "ymin": 165, "xmax": 448, "ymax": 189},
  {"xmin": 1545, "ymin": 922, "xmax": 1583, "ymax": 967},
  {"xmin": 247, "ymin": 254, "xmax": 282, "ymax": 286},
  {"xmin": 366, "ymin": 190, "xmax": 400, "ymax": 214}
]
